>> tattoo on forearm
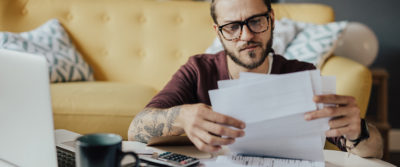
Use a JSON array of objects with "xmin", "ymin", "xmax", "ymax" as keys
[
  {"xmin": 166, "ymin": 106, "xmax": 180, "ymax": 132},
  {"xmin": 129, "ymin": 106, "xmax": 183, "ymax": 143}
]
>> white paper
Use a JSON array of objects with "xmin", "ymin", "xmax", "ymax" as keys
[
  {"xmin": 208, "ymin": 70, "xmax": 336, "ymax": 163},
  {"xmin": 213, "ymin": 155, "xmax": 325, "ymax": 167},
  {"xmin": 231, "ymin": 113, "xmax": 326, "ymax": 161},
  {"xmin": 210, "ymin": 71, "xmax": 316, "ymax": 123}
]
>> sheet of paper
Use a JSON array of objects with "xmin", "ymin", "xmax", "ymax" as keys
[
  {"xmin": 230, "ymin": 72, "xmax": 336, "ymax": 147},
  {"xmin": 208, "ymin": 70, "xmax": 336, "ymax": 162},
  {"xmin": 238, "ymin": 70, "xmax": 324, "ymax": 109},
  {"xmin": 213, "ymin": 155, "xmax": 325, "ymax": 167},
  {"xmin": 320, "ymin": 76, "xmax": 337, "ymax": 145},
  {"xmin": 209, "ymin": 71, "xmax": 316, "ymax": 123},
  {"xmin": 230, "ymin": 113, "xmax": 326, "ymax": 161}
]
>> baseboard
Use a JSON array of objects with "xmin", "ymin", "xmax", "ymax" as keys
[{"xmin": 390, "ymin": 129, "xmax": 400, "ymax": 152}]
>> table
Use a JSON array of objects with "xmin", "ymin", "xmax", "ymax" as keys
[
  {"xmin": 121, "ymin": 141, "xmax": 395, "ymax": 167},
  {"xmin": 55, "ymin": 130, "xmax": 395, "ymax": 167}
]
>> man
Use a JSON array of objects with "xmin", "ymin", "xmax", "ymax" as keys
[{"xmin": 128, "ymin": 0, "xmax": 383, "ymax": 158}]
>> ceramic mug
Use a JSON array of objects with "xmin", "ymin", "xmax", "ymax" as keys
[{"xmin": 75, "ymin": 133, "xmax": 139, "ymax": 167}]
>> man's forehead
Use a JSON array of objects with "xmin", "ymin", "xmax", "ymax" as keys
[{"xmin": 215, "ymin": 0, "xmax": 269, "ymax": 24}]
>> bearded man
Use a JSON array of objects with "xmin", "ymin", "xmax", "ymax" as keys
[{"xmin": 128, "ymin": 0, "xmax": 383, "ymax": 158}]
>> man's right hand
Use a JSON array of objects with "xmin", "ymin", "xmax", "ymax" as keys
[{"xmin": 176, "ymin": 103, "xmax": 246, "ymax": 152}]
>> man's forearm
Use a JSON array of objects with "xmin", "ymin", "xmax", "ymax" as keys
[
  {"xmin": 128, "ymin": 106, "xmax": 185, "ymax": 143},
  {"xmin": 347, "ymin": 123, "xmax": 384, "ymax": 158}
]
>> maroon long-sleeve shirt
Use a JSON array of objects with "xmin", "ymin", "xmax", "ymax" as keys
[{"xmin": 146, "ymin": 51, "xmax": 346, "ymax": 151}]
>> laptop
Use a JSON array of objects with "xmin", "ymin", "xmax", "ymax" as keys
[
  {"xmin": 0, "ymin": 49, "xmax": 199, "ymax": 167},
  {"xmin": 0, "ymin": 49, "xmax": 58, "ymax": 167}
]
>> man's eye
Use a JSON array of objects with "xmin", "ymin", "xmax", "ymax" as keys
[
  {"xmin": 226, "ymin": 24, "xmax": 240, "ymax": 31},
  {"xmin": 249, "ymin": 19, "xmax": 261, "ymax": 25}
]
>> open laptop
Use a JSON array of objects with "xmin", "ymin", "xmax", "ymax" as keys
[
  {"xmin": 0, "ymin": 49, "xmax": 198, "ymax": 167},
  {"xmin": 0, "ymin": 49, "xmax": 58, "ymax": 167}
]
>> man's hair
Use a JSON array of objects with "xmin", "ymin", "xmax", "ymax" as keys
[{"xmin": 210, "ymin": 0, "xmax": 272, "ymax": 24}]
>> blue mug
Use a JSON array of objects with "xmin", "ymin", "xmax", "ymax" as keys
[{"xmin": 75, "ymin": 133, "xmax": 139, "ymax": 167}]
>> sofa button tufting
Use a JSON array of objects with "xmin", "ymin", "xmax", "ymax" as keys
[
  {"xmin": 21, "ymin": 8, "xmax": 28, "ymax": 15},
  {"xmin": 103, "ymin": 15, "xmax": 110, "ymax": 22},
  {"xmin": 138, "ymin": 15, "xmax": 146, "ymax": 23},
  {"xmin": 67, "ymin": 13, "xmax": 74, "ymax": 21},
  {"xmin": 138, "ymin": 49, "xmax": 145, "ymax": 57},
  {"xmin": 175, "ymin": 51, "xmax": 182, "ymax": 58},
  {"xmin": 103, "ymin": 49, "xmax": 108, "ymax": 56},
  {"xmin": 175, "ymin": 16, "xmax": 183, "ymax": 24}
]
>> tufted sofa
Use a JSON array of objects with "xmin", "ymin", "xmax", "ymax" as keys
[{"xmin": 0, "ymin": 0, "xmax": 371, "ymax": 150}]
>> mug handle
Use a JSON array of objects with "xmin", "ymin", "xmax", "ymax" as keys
[{"xmin": 119, "ymin": 151, "xmax": 140, "ymax": 167}]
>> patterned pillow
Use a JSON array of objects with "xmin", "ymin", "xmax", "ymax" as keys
[
  {"xmin": 0, "ymin": 19, "xmax": 94, "ymax": 82},
  {"xmin": 272, "ymin": 18, "xmax": 299, "ymax": 55},
  {"xmin": 284, "ymin": 21, "xmax": 348, "ymax": 68}
]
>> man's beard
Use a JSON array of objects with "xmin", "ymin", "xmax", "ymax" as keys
[{"xmin": 222, "ymin": 31, "xmax": 274, "ymax": 70}]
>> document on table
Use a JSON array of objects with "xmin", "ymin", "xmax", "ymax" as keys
[
  {"xmin": 208, "ymin": 70, "xmax": 336, "ymax": 164},
  {"xmin": 203, "ymin": 154, "xmax": 324, "ymax": 167}
]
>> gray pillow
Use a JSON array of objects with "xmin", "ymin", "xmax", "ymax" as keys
[
  {"xmin": 0, "ymin": 19, "xmax": 94, "ymax": 82},
  {"xmin": 285, "ymin": 21, "xmax": 348, "ymax": 68}
]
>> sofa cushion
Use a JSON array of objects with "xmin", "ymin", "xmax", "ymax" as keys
[
  {"xmin": 51, "ymin": 82, "xmax": 158, "ymax": 139},
  {"xmin": 284, "ymin": 21, "xmax": 348, "ymax": 68},
  {"xmin": 0, "ymin": 19, "xmax": 94, "ymax": 82}
]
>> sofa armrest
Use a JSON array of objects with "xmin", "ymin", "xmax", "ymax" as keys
[{"xmin": 321, "ymin": 56, "xmax": 372, "ymax": 118}]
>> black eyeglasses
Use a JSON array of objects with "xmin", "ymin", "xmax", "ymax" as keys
[{"xmin": 218, "ymin": 12, "xmax": 271, "ymax": 41}]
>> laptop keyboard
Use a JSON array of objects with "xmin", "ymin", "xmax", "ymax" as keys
[{"xmin": 56, "ymin": 146, "xmax": 76, "ymax": 167}]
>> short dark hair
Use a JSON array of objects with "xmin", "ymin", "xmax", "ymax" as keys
[{"xmin": 210, "ymin": 0, "xmax": 272, "ymax": 24}]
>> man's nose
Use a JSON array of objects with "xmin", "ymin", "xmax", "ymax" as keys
[{"xmin": 240, "ymin": 25, "xmax": 255, "ymax": 41}]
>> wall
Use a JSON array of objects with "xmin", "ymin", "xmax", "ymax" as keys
[{"xmin": 281, "ymin": 0, "xmax": 400, "ymax": 128}]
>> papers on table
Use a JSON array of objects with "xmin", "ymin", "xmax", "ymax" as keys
[
  {"xmin": 202, "ymin": 154, "xmax": 325, "ymax": 167},
  {"xmin": 208, "ymin": 70, "xmax": 336, "ymax": 163}
]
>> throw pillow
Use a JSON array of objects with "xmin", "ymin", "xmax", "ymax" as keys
[
  {"xmin": 272, "ymin": 18, "xmax": 298, "ymax": 55},
  {"xmin": 284, "ymin": 21, "xmax": 348, "ymax": 68},
  {"xmin": 0, "ymin": 19, "xmax": 94, "ymax": 82}
]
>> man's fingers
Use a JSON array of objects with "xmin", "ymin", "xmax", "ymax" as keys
[
  {"xmin": 314, "ymin": 94, "xmax": 356, "ymax": 106},
  {"xmin": 195, "ymin": 126, "xmax": 235, "ymax": 145},
  {"xmin": 202, "ymin": 111, "xmax": 246, "ymax": 129},
  {"xmin": 328, "ymin": 116, "xmax": 350, "ymax": 129},
  {"xmin": 325, "ymin": 122, "xmax": 361, "ymax": 140},
  {"xmin": 199, "ymin": 120, "xmax": 245, "ymax": 138},
  {"xmin": 188, "ymin": 133, "xmax": 221, "ymax": 153},
  {"xmin": 305, "ymin": 106, "xmax": 350, "ymax": 120},
  {"xmin": 325, "ymin": 127, "xmax": 350, "ymax": 137}
]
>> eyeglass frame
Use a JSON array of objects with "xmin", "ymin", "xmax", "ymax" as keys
[{"xmin": 217, "ymin": 11, "xmax": 271, "ymax": 41}]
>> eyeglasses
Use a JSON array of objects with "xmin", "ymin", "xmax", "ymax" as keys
[{"xmin": 218, "ymin": 12, "xmax": 271, "ymax": 41}]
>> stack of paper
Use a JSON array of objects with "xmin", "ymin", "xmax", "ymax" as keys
[{"xmin": 208, "ymin": 70, "xmax": 336, "ymax": 164}]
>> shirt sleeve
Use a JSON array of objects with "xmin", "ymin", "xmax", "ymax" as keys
[{"xmin": 146, "ymin": 59, "xmax": 198, "ymax": 109}]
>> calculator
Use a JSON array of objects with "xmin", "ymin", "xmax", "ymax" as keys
[{"xmin": 139, "ymin": 152, "xmax": 200, "ymax": 167}]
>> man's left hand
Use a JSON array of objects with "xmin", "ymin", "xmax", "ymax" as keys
[{"xmin": 304, "ymin": 94, "xmax": 361, "ymax": 140}]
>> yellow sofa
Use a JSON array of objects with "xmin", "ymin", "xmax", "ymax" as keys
[{"xmin": 0, "ymin": 0, "xmax": 371, "ymax": 150}]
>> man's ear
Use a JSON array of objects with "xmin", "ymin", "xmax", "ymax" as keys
[
  {"xmin": 213, "ymin": 24, "xmax": 220, "ymax": 35},
  {"xmin": 270, "ymin": 8, "xmax": 275, "ymax": 30}
]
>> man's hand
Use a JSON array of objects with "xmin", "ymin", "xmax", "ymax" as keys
[
  {"xmin": 176, "ymin": 103, "xmax": 246, "ymax": 152},
  {"xmin": 304, "ymin": 94, "xmax": 361, "ymax": 140}
]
